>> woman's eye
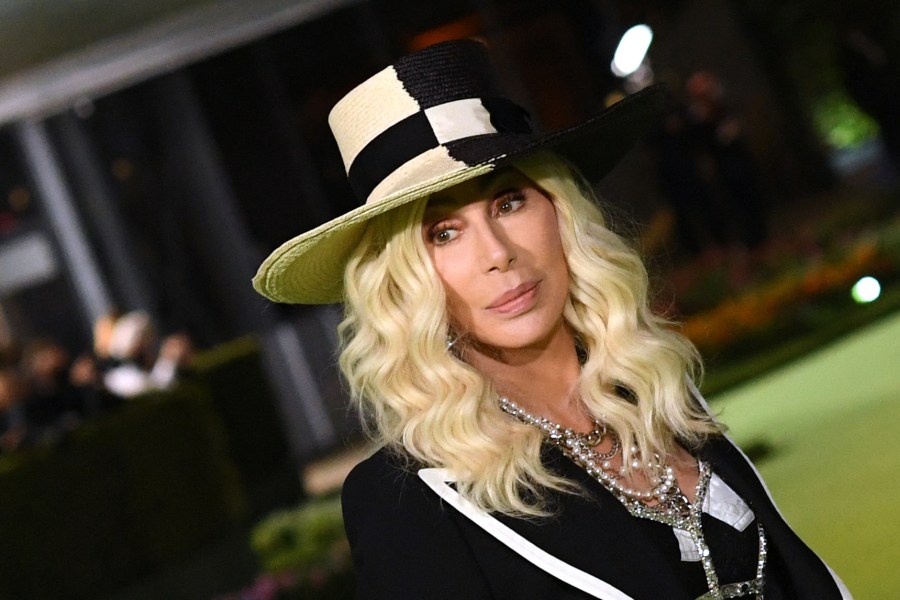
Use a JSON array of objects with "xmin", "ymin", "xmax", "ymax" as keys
[
  {"xmin": 429, "ymin": 226, "xmax": 459, "ymax": 245},
  {"xmin": 494, "ymin": 191, "xmax": 526, "ymax": 215}
]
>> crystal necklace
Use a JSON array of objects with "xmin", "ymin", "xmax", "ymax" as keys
[
  {"xmin": 498, "ymin": 396, "xmax": 768, "ymax": 599},
  {"xmin": 499, "ymin": 397, "xmax": 683, "ymax": 514}
]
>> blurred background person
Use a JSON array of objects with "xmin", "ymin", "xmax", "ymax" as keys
[
  {"xmin": 0, "ymin": 367, "xmax": 28, "ymax": 452},
  {"xmin": 685, "ymin": 70, "xmax": 768, "ymax": 252},
  {"xmin": 69, "ymin": 351, "xmax": 120, "ymax": 417},
  {"xmin": 20, "ymin": 338, "xmax": 81, "ymax": 443},
  {"xmin": 653, "ymin": 80, "xmax": 729, "ymax": 257},
  {"xmin": 103, "ymin": 311, "xmax": 194, "ymax": 398}
]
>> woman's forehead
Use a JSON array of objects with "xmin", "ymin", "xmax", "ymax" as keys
[{"xmin": 426, "ymin": 167, "xmax": 531, "ymax": 213}]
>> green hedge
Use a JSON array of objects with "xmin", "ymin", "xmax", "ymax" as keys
[
  {"xmin": 0, "ymin": 385, "xmax": 245, "ymax": 600},
  {"xmin": 192, "ymin": 336, "xmax": 303, "ymax": 514},
  {"xmin": 244, "ymin": 495, "xmax": 355, "ymax": 599}
]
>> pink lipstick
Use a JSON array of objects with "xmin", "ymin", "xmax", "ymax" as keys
[{"xmin": 487, "ymin": 281, "xmax": 540, "ymax": 314}]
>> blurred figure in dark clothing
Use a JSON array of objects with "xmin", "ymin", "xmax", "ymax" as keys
[
  {"xmin": 654, "ymin": 89, "xmax": 728, "ymax": 255},
  {"xmin": 69, "ymin": 352, "xmax": 121, "ymax": 416},
  {"xmin": 0, "ymin": 368, "xmax": 27, "ymax": 452},
  {"xmin": 685, "ymin": 71, "xmax": 768, "ymax": 250},
  {"xmin": 20, "ymin": 339, "xmax": 82, "ymax": 442}
]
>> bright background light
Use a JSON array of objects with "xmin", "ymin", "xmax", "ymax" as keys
[
  {"xmin": 611, "ymin": 24, "xmax": 653, "ymax": 77},
  {"xmin": 851, "ymin": 276, "xmax": 881, "ymax": 304}
]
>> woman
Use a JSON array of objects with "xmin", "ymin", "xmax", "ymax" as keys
[{"xmin": 253, "ymin": 40, "xmax": 851, "ymax": 599}]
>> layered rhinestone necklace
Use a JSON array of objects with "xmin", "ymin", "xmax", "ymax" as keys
[
  {"xmin": 499, "ymin": 396, "xmax": 687, "ymax": 518},
  {"xmin": 498, "ymin": 396, "xmax": 768, "ymax": 599}
]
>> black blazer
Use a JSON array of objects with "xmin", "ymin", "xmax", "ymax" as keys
[{"xmin": 342, "ymin": 435, "xmax": 849, "ymax": 599}]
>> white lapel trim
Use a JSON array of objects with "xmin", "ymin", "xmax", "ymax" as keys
[
  {"xmin": 417, "ymin": 468, "xmax": 635, "ymax": 600},
  {"xmin": 674, "ymin": 472, "xmax": 755, "ymax": 562},
  {"xmin": 687, "ymin": 379, "xmax": 854, "ymax": 599}
]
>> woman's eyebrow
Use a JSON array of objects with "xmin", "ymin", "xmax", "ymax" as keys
[{"xmin": 426, "ymin": 170, "xmax": 522, "ymax": 214}]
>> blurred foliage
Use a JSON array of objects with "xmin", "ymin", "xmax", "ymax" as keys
[
  {"xmin": 193, "ymin": 335, "xmax": 303, "ymax": 515},
  {"xmin": 812, "ymin": 91, "xmax": 880, "ymax": 149},
  {"xmin": 0, "ymin": 385, "xmax": 246, "ymax": 600},
  {"xmin": 668, "ymin": 188, "xmax": 900, "ymax": 314},
  {"xmin": 0, "ymin": 335, "xmax": 304, "ymax": 599},
  {"xmin": 671, "ymin": 193, "xmax": 900, "ymax": 393},
  {"xmin": 222, "ymin": 495, "xmax": 355, "ymax": 600},
  {"xmin": 728, "ymin": 0, "xmax": 900, "ymax": 148},
  {"xmin": 251, "ymin": 496, "xmax": 347, "ymax": 574}
]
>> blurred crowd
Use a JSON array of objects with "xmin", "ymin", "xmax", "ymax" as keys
[
  {"xmin": 654, "ymin": 70, "xmax": 767, "ymax": 258},
  {"xmin": 0, "ymin": 311, "xmax": 194, "ymax": 453}
]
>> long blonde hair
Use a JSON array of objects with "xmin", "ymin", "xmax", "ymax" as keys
[{"xmin": 339, "ymin": 152, "xmax": 719, "ymax": 516}]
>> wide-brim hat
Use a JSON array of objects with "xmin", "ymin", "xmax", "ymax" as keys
[{"xmin": 253, "ymin": 39, "xmax": 666, "ymax": 304}]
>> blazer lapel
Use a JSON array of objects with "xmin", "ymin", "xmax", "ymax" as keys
[{"xmin": 497, "ymin": 447, "xmax": 692, "ymax": 599}]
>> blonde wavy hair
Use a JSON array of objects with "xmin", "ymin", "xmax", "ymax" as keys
[{"xmin": 339, "ymin": 152, "xmax": 720, "ymax": 516}]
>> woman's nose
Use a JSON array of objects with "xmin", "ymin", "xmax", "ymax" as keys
[{"xmin": 478, "ymin": 222, "xmax": 517, "ymax": 273}]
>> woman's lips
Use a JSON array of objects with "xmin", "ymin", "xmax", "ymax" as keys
[{"xmin": 487, "ymin": 281, "xmax": 540, "ymax": 314}]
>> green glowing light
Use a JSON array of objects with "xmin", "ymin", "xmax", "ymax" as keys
[{"xmin": 851, "ymin": 277, "xmax": 881, "ymax": 304}]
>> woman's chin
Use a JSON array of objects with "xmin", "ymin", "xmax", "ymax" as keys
[{"xmin": 466, "ymin": 318, "xmax": 569, "ymax": 357}]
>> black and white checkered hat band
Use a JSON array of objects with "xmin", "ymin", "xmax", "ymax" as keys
[
  {"xmin": 328, "ymin": 41, "xmax": 533, "ymax": 204},
  {"xmin": 345, "ymin": 95, "xmax": 531, "ymax": 201}
]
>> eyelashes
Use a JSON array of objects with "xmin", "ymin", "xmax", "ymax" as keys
[
  {"xmin": 493, "ymin": 189, "xmax": 526, "ymax": 216},
  {"xmin": 427, "ymin": 221, "xmax": 460, "ymax": 245},
  {"xmin": 425, "ymin": 188, "xmax": 529, "ymax": 246}
]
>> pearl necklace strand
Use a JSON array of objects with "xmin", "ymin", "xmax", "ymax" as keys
[{"xmin": 499, "ymin": 396, "xmax": 683, "ymax": 511}]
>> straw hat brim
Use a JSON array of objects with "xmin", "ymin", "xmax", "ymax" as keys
[{"xmin": 252, "ymin": 84, "xmax": 666, "ymax": 304}]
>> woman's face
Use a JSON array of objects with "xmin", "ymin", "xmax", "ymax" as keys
[{"xmin": 423, "ymin": 168, "xmax": 570, "ymax": 353}]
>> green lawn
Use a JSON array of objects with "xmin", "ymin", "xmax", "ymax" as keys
[{"xmin": 708, "ymin": 310, "xmax": 900, "ymax": 598}]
